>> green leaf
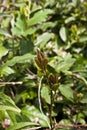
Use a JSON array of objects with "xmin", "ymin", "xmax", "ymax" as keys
[
  {"xmin": 79, "ymin": 35, "xmax": 87, "ymax": 43},
  {"xmin": 7, "ymin": 122, "xmax": 38, "ymax": 130},
  {"xmin": 49, "ymin": 54, "xmax": 75, "ymax": 73},
  {"xmin": 22, "ymin": 105, "xmax": 50, "ymax": 127},
  {"xmin": 0, "ymin": 13, "xmax": 10, "ymax": 17},
  {"xmin": 72, "ymin": 0, "xmax": 79, "ymax": 7},
  {"xmin": 65, "ymin": 17, "xmax": 75, "ymax": 24},
  {"xmin": 24, "ymin": 27, "xmax": 36, "ymax": 35},
  {"xmin": 28, "ymin": 9, "xmax": 53, "ymax": 26},
  {"xmin": 0, "ymin": 66, "xmax": 15, "ymax": 76},
  {"xmin": 81, "ymin": 94, "xmax": 87, "ymax": 104},
  {"xmin": 0, "ymin": 45, "xmax": 8, "ymax": 59},
  {"xmin": 56, "ymin": 58, "xmax": 75, "ymax": 72},
  {"xmin": 11, "ymin": 14, "xmax": 27, "ymax": 36},
  {"xmin": 59, "ymin": 26, "xmax": 67, "ymax": 42},
  {"xmin": 38, "ymin": 22, "xmax": 57, "ymax": 31},
  {"xmin": 7, "ymin": 111, "xmax": 18, "ymax": 123},
  {"xmin": 35, "ymin": 32, "xmax": 54, "ymax": 47},
  {"xmin": 0, "ymin": 105, "xmax": 20, "ymax": 113},
  {"xmin": 11, "ymin": 27, "xmax": 21, "ymax": 36},
  {"xmin": 41, "ymin": 86, "xmax": 51, "ymax": 104},
  {"xmin": 59, "ymin": 84, "xmax": 74, "ymax": 102},
  {"xmin": 0, "ymin": 28, "xmax": 11, "ymax": 37},
  {"xmin": 20, "ymin": 39, "xmax": 34, "ymax": 54},
  {"xmin": 0, "ymin": 93, "xmax": 21, "ymax": 113},
  {"xmin": 5, "ymin": 53, "xmax": 34, "ymax": 66}
]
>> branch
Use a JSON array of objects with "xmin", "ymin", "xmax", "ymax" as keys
[
  {"xmin": 38, "ymin": 76, "xmax": 51, "ymax": 129},
  {"xmin": 0, "ymin": 0, "xmax": 7, "ymax": 22},
  {"xmin": 0, "ymin": 82, "xmax": 23, "ymax": 85},
  {"xmin": 55, "ymin": 124, "xmax": 87, "ymax": 129},
  {"xmin": 25, "ymin": 126, "xmax": 41, "ymax": 130},
  {"xmin": 38, "ymin": 76, "xmax": 43, "ymax": 114}
]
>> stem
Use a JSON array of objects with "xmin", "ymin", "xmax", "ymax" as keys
[
  {"xmin": 0, "ymin": 81, "xmax": 22, "ymax": 85},
  {"xmin": 38, "ymin": 76, "xmax": 43, "ymax": 114},
  {"xmin": 49, "ymin": 87, "xmax": 53, "ymax": 130},
  {"xmin": 43, "ymin": 69, "xmax": 54, "ymax": 129},
  {"xmin": 38, "ymin": 76, "xmax": 51, "ymax": 129}
]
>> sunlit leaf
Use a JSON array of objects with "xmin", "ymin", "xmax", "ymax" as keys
[
  {"xmin": 7, "ymin": 122, "xmax": 38, "ymax": 130},
  {"xmin": 0, "ymin": 66, "xmax": 15, "ymax": 76},
  {"xmin": 28, "ymin": 9, "xmax": 53, "ymax": 26},
  {"xmin": 5, "ymin": 53, "xmax": 34, "ymax": 66},
  {"xmin": 35, "ymin": 32, "xmax": 54, "ymax": 47},
  {"xmin": 49, "ymin": 54, "xmax": 75, "ymax": 73},
  {"xmin": 0, "ymin": 93, "xmax": 21, "ymax": 113},
  {"xmin": 79, "ymin": 35, "xmax": 87, "ymax": 43},
  {"xmin": 59, "ymin": 26, "xmax": 67, "ymax": 42},
  {"xmin": 59, "ymin": 84, "xmax": 74, "ymax": 102},
  {"xmin": 81, "ymin": 94, "xmax": 87, "ymax": 104},
  {"xmin": 41, "ymin": 86, "xmax": 51, "ymax": 104},
  {"xmin": 0, "ymin": 28, "xmax": 11, "ymax": 37},
  {"xmin": 0, "ymin": 45, "xmax": 8, "ymax": 59},
  {"xmin": 0, "ymin": 105, "xmax": 20, "ymax": 113},
  {"xmin": 22, "ymin": 105, "xmax": 50, "ymax": 127}
]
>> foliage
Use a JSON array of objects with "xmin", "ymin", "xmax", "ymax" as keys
[{"xmin": 0, "ymin": 0, "xmax": 87, "ymax": 130}]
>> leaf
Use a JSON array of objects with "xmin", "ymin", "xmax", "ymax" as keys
[
  {"xmin": 59, "ymin": 84, "xmax": 74, "ymax": 102},
  {"xmin": 7, "ymin": 111, "xmax": 18, "ymax": 124},
  {"xmin": 0, "ymin": 105, "xmax": 20, "ymax": 113},
  {"xmin": 20, "ymin": 39, "xmax": 34, "ymax": 54},
  {"xmin": 5, "ymin": 53, "xmax": 34, "ymax": 66},
  {"xmin": 0, "ymin": 28, "xmax": 11, "ymax": 37},
  {"xmin": 65, "ymin": 17, "xmax": 75, "ymax": 24},
  {"xmin": 41, "ymin": 86, "xmax": 51, "ymax": 104},
  {"xmin": 49, "ymin": 54, "xmax": 75, "ymax": 73},
  {"xmin": 11, "ymin": 14, "xmax": 28, "ymax": 36},
  {"xmin": 0, "ymin": 92, "xmax": 15, "ymax": 105},
  {"xmin": 22, "ymin": 105, "xmax": 50, "ymax": 127},
  {"xmin": 35, "ymin": 32, "xmax": 54, "ymax": 47},
  {"xmin": 72, "ymin": 0, "xmax": 79, "ymax": 7},
  {"xmin": 38, "ymin": 22, "xmax": 57, "ymax": 31},
  {"xmin": 0, "ymin": 45, "xmax": 8, "ymax": 59},
  {"xmin": 79, "ymin": 35, "xmax": 87, "ymax": 43},
  {"xmin": 0, "ymin": 93, "xmax": 21, "ymax": 113},
  {"xmin": 0, "ymin": 13, "xmax": 10, "ymax": 17},
  {"xmin": 24, "ymin": 27, "xmax": 36, "ymax": 35},
  {"xmin": 59, "ymin": 26, "xmax": 67, "ymax": 42},
  {"xmin": 15, "ymin": 15, "xmax": 26, "ymax": 30},
  {"xmin": 11, "ymin": 27, "xmax": 22, "ymax": 36},
  {"xmin": 0, "ymin": 66, "xmax": 15, "ymax": 76},
  {"xmin": 56, "ymin": 57, "xmax": 75, "ymax": 73},
  {"xmin": 7, "ymin": 122, "xmax": 38, "ymax": 130},
  {"xmin": 81, "ymin": 94, "xmax": 87, "ymax": 104},
  {"xmin": 28, "ymin": 9, "xmax": 53, "ymax": 26}
]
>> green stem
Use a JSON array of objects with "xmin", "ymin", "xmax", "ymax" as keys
[
  {"xmin": 50, "ymin": 87, "xmax": 53, "ymax": 130},
  {"xmin": 43, "ymin": 69, "xmax": 54, "ymax": 129}
]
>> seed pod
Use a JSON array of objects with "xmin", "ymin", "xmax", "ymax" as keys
[
  {"xmin": 48, "ymin": 74, "xmax": 55, "ymax": 85},
  {"xmin": 35, "ymin": 57, "xmax": 42, "ymax": 70},
  {"xmin": 48, "ymin": 74, "xmax": 61, "ymax": 90},
  {"xmin": 43, "ymin": 58, "xmax": 48, "ymax": 69},
  {"xmin": 37, "ymin": 48, "xmax": 44, "ymax": 63},
  {"xmin": 35, "ymin": 48, "xmax": 48, "ymax": 70}
]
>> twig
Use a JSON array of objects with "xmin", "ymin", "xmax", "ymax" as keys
[
  {"xmin": 0, "ymin": 0, "xmax": 7, "ymax": 22},
  {"xmin": 49, "ymin": 88, "xmax": 53, "ymax": 130},
  {"xmin": 55, "ymin": 124, "xmax": 87, "ymax": 129},
  {"xmin": 25, "ymin": 126, "xmax": 41, "ymax": 130},
  {"xmin": 0, "ymin": 0, "xmax": 6, "ymax": 13},
  {"xmin": 72, "ymin": 73, "xmax": 87, "ymax": 85},
  {"xmin": 38, "ymin": 76, "xmax": 43, "ymax": 114},
  {"xmin": 0, "ymin": 81, "xmax": 23, "ymax": 85},
  {"xmin": 38, "ymin": 76, "xmax": 51, "ymax": 129}
]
